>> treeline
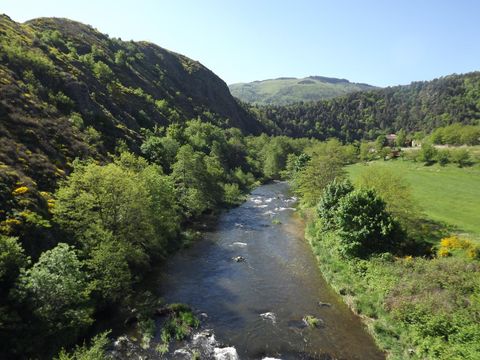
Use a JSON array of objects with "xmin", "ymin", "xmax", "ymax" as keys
[
  {"xmin": 429, "ymin": 123, "xmax": 480, "ymax": 145},
  {"xmin": 0, "ymin": 119, "xmax": 310, "ymax": 359},
  {"xmin": 286, "ymin": 143, "xmax": 480, "ymax": 359},
  {"xmin": 250, "ymin": 72, "xmax": 480, "ymax": 141}
]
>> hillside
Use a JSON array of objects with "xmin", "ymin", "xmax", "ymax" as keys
[
  {"xmin": 229, "ymin": 76, "xmax": 376, "ymax": 105},
  {"xmin": 0, "ymin": 15, "xmax": 263, "ymax": 195},
  {"xmin": 253, "ymin": 72, "xmax": 480, "ymax": 140}
]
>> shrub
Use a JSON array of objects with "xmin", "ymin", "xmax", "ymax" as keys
[
  {"xmin": 223, "ymin": 183, "xmax": 244, "ymax": 205},
  {"xmin": 437, "ymin": 235, "xmax": 479, "ymax": 260},
  {"xmin": 436, "ymin": 149, "xmax": 451, "ymax": 166},
  {"xmin": 451, "ymin": 148, "xmax": 472, "ymax": 167},
  {"xmin": 335, "ymin": 189, "xmax": 401, "ymax": 257},
  {"xmin": 12, "ymin": 186, "xmax": 29, "ymax": 195},
  {"xmin": 418, "ymin": 143, "xmax": 438, "ymax": 165},
  {"xmin": 92, "ymin": 61, "xmax": 114, "ymax": 83},
  {"xmin": 55, "ymin": 331, "xmax": 110, "ymax": 360}
]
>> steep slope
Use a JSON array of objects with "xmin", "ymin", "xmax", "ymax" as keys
[
  {"xmin": 253, "ymin": 72, "xmax": 480, "ymax": 140},
  {"xmin": 229, "ymin": 76, "xmax": 376, "ymax": 105},
  {"xmin": 0, "ymin": 14, "xmax": 264, "ymax": 203}
]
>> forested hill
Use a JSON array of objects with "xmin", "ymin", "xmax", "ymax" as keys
[
  {"xmin": 229, "ymin": 76, "xmax": 376, "ymax": 105},
  {"xmin": 252, "ymin": 71, "xmax": 480, "ymax": 140},
  {"xmin": 0, "ymin": 14, "xmax": 263, "ymax": 189}
]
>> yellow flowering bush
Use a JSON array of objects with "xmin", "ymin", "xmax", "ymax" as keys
[
  {"xmin": 438, "ymin": 235, "xmax": 479, "ymax": 260},
  {"xmin": 5, "ymin": 218, "xmax": 22, "ymax": 226},
  {"xmin": 12, "ymin": 186, "xmax": 29, "ymax": 195},
  {"xmin": 438, "ymin": 247, "xmax": 451, "ymax": 257},
  {"xmin": 440, "ymin": 235, "xmax": 470, "ymax": 250},
  {"xmin": 47, "ymin": 199, "xmax": 55, "ymax": 209}
]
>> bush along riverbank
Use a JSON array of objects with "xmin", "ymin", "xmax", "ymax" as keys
[{"xmin": 284, "ymin": 141, "xmax": 480, "ymax": 359}]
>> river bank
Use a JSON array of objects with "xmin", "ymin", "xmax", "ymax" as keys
[
  {"xmin": 113, "ymin": 182, "xmax": 384, "ymax": 359},
  {"xmin": 304, "ymin": 213, "xmax": 480, "ymax": 360}
]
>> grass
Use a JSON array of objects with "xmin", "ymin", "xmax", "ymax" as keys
[
  {"xmin": 303, "ymin": 315, "xmax": 322, "ymax": 328},
  {"xmin": 347, "ymin": 160, "xmax": 480, "ymax": 240},
  {"xmin": 305, "ymin": 222, "xmax": 480, "ymax": 360}
]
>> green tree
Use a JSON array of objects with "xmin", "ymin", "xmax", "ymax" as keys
[
  {"xmin": 295, "ymin": 155, "xmax": 345, "ymax": 206},
  {"xmin": 140, "ymin": 134, "xmax": 180, "ymax": 173},
  {"xmin": 317, "ymin": 179, "xmax": 354, "ymax": 230},
  {"xmin": 356, "ymin": 165, "xmax": 420, "ymax": 230},
  {"xmin": 0, "ymin": 235, "xmax": 27, "ymax": 289},
  {"xmin": 17, "ymin": 243, "xmax": 93, "ymax": 337},
  {"xmin": 359, "ymin": 141, "xmax": 374, "ymax": 162},
  {"xmin": 85, "ymin": 239, "xmax": 131, "ymax": 304},
  {"xmin": 396, "ymin": 129, "xmax": 407, "ymax": 147},
  {"xmin": 335, "ymin": 189, "xmax": 400, "ymax": 257},
  {"xmin": 114, "ymin": 50, "xmax": 127, "ymax": 66},
  {"xmin": 261, "ymin": 136, "xmax": 293, "ymax": 179},
  {"xmin": 171, "ymin": 145, "xmax": 216, "ymax": 217},
  {"xmin": 54, "ymin": 160, "xmax": 154, "ymax": 269},
  {"xmin": 436, "ymin": 149, "xmax": 451, "ymax": 166}
]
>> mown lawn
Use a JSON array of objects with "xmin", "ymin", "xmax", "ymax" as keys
[{"xmin": 347, "ymin": 160, "xmax": 480, "ymax": 239}]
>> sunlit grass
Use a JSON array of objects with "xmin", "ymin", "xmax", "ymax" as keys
[{"xmin": 348, "ymin": 160, "xmax": 480, "ymax": 240}]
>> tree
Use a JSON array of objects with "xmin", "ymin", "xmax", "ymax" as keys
[
  {"xmin": 0, "ymin": 235, "xmax": 27, "ymax": 289},
  {"xmin": 54, "ymin": 159, "xmax": 155, "ymax": 269},
  {"xmin": 375, "ymin": 135, "xmax": 386, "ymax": 151},
  {"xmin": 359, "ymin": 141, "xmax": 374, "ymax": 162},
  {"xmin": 171, "ymin": 145, "xmax": 216, "ymax": 217},
  {"xmin": 317, "ymin": 179, "xmax": 354, "ymax": 230},
  {"xmin": 17, "ymin": 243, "xmax": 93, "ymax": 338},
  {"xmin": 295, "ymin": 155, "xmax": 345, "ymax": 206},
  {"xmin": 261, "ymin": 136, "xmax": 293, "ymax": 179},
  {"xmin": 85, "ymin": 239, "xmax": 131, "ymax": 304},
  {"xmin": 139, "ymin": 164, "xmax": 181, "ymax": 251},
  {"xmin": 140, "ymin": 134, "xmax": 180, "ymax": 173},
  {"xmin": 335, "ymin": 189, "xmax": 400, "ymax": 257},
  {"xmin": 356, "ymin": 165, "xmax": 420, "ymax": 230},
  {"xmin": 396, "ymin": 129, "xmax": 407, "ymax": 147},
  {"xmin": 183, "ymin": 119, "xmax": 224, "ymax": 153}
]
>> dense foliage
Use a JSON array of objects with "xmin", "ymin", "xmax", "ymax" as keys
[
  {"xmin": 252, "ymin": 72, "xmax": 480, "ymax": 141},
  {"xmin": 294, "ymin": 157, "xmax": 480, "ymax": 359},
  {"xmin": 0, "ymin": 115, "xmax": 308, "ymax": 358}
]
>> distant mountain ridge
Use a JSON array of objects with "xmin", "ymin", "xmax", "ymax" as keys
[{"xmin": 229, "ymin": 76, "xmax": 377, "ymax": 105}]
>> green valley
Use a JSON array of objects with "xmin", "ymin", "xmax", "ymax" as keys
[{"xmin": 0, "ymin": 8, "xmax": 480, "ymax": 360}]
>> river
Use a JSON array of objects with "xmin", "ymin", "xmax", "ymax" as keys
[{"xmin": 143, "ymin": 182, "xmax": 384, "ymax": 359}]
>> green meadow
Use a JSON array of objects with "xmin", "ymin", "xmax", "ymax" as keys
[{"xmin": 348, "ymin": 160, "xmax": 480, "ymax": 240}]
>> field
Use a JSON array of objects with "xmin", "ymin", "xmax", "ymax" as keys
[{"xmin": 347, "ymin": 160, "xmax": 480, "ymax": 240}]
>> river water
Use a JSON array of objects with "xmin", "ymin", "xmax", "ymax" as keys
[{"xmin": 151, "ymin": 182, "xmax": 384, "ymax": 359}]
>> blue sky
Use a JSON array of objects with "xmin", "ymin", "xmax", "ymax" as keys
[{"xmin": 3, "ymin": 0, "xmax": 480, "ymax": 86}]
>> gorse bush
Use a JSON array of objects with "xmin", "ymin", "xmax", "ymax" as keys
[{"xmin": 437, "ymin": 235, "xmax": 480, "ymax": 259}]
